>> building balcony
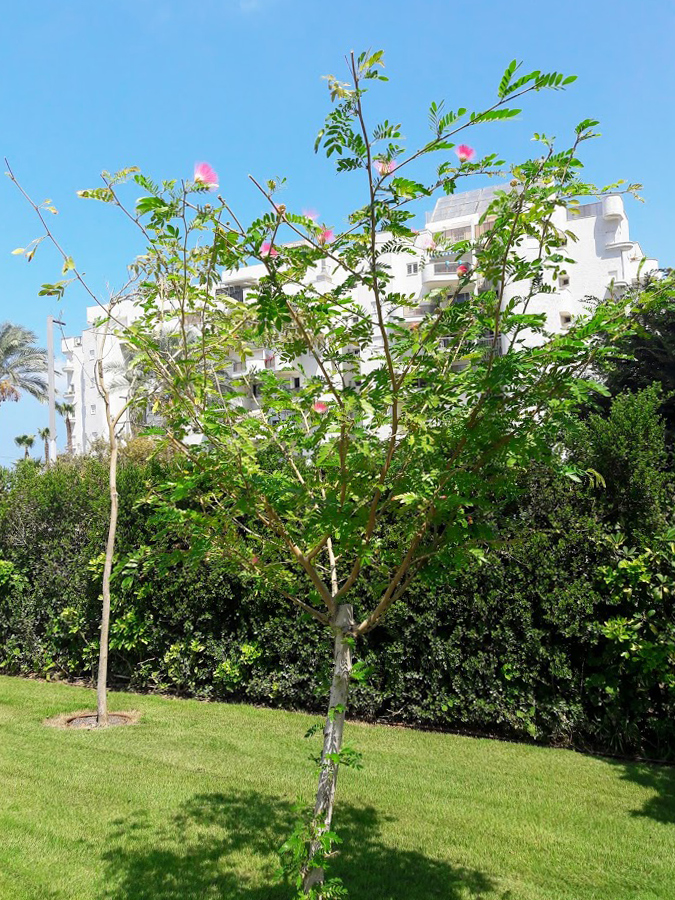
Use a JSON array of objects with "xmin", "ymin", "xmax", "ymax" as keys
[
  {"xmin": 402, "ymin": 301, "xmax": 439, "ymax": 318},
  {"xmin": 605, "ymin": 240, "xmax": 635, "ymax": 253},
  {"xmin": 607, "ymin": 275, "xmax": 629, "ymax": 290},
  {"xmin": 441, "ymin": 332, "xmax": 503, "ymax": 364},
  {"xmin": 422, "ymin": 255, "xmax": 474, "ymax": 287}
]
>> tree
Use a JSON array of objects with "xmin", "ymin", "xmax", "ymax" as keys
[
  {"xmin": 56, "ymin": 402, "xmax": 75, "ymax": 454},
  {"xmin": 12, "ymin": 52, "xmax": 657, "ymax": 897},
  {"xmin": 37, "ymin": 427, "xmax": 51, "ymax": 464},
  {"xmin": 593, "ymin": 273, "xmax": 675, "ymax": 442},
  {"xmin": 93, "ymin": 331, "xmax": 132, "ymax": 727},
  {"xmin": 574, "ymin": 384, "xmax": 672, "ymax": 540},
  {"xmin": 0, "ymin": 323, "xmax": 48, "ymax": 405},
  {"xmin": 14, "ymin": 434, "xmax": 35, "ymax": 460}
]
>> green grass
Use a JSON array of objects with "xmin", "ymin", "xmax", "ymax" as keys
[{"xmin": 0, "ymin": 676, "xmax": 674, "ymax": 900}]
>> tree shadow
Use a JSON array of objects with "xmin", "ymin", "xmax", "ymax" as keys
[
  {"xmin": 101, "ymin": 789, "xmax": 505, "ymax": 899},
  {"xmin": 614, "ymin": 760, "xmax": 675, "ymax": 825}
]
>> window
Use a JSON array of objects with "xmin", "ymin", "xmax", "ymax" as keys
[
  {"xmin": 560, "ymin": 312, "xmax": 572, "ymax": 329},
  {"xmin": 406, "ymin": 263, "xmax": 419, "ymax": 276},
  {"xmin": 232, "ymin": 361, "xmax": 244, "ymax": 373},
  {"xmin": 90, "ymin": 404, "xmax": 97, "ymax": 414},
  {"xmin": 89, "ymin": 349, "xmax": 95, "ymax": 358},
  {"xmin": 216, "ymin": 284, "xmax": 246, "ymax": 302},
  {"xmin": 252, "ymin": 383, "xmax": 261, "ymax": 398},
  {"xmin": 292, "ymin": 377, "xmax": 301, "ymax": 390},
  {"xmin": 559, "ymin": 276, "xmax": 570, "ymax": 288}
]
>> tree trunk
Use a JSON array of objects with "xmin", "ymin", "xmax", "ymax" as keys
[
  {"xmin": 66, "ymin": 417, "xmax": 73, "ymax": 455},
  {"xmin": 96, "ymin": 362, "xmax": 119, "ymax": 727},
  {"xmin": 43, "ymin": 437, "xmax": 48, "ymax": 464},
  {"xmin": 303, "ymin": 604, "xmax": 354, "ymax": 893}
]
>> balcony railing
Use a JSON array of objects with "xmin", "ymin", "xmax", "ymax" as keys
[
  {"xmin": 433, "ymin": 259, "xmax": 464, "ymax": 276},
  {"xmin": 439, "ymin": 226, "xmax": 472, "ymax": 243},
  {"xmin": 441, "ymin": 333, "xmax": 503, "ymax": 359},
  {"xmin": 402, "ymin": 302, "xmax": 439, "ymax": 317},
  {"xmin": 566, "ymin": 201, "xmax": 602, "ymax": 220}
]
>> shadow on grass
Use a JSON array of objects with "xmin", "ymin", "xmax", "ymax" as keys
[
  {"xmin": 101, "ymin": 789, "xmax": 504, "ymax": 899},
  {"xmin": 616, "ymin": 761, "xmax": 675, "ymax": 825}
]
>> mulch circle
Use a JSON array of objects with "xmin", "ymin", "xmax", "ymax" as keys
[{"xmin": 44, "ymin": 710, "xmax": 139, "ymax": 730}]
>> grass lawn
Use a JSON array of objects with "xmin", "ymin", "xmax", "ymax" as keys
[{"xmin": 0, "ymin": 676, "xmax": 674, "ymax": 900}]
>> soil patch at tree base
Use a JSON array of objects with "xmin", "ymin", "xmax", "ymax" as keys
[{"xmin": 45, "ymin": 710, "xmax": 139, "ymax": 730}]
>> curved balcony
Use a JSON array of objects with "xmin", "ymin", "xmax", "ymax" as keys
[{"xmin": 422, "ymin": 254, "xmax": 473, "ymax": 287}]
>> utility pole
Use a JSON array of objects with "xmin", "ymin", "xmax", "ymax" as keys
[{"xmin": 46, "ymin": 315, "xmax": 66, "ymax": 465}]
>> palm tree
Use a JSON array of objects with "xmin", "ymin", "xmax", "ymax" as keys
[
  {"xmin": 56, "ymin": 401, "xmax": 75, "ymax": 454},
  {"xmin": 0, "ymin": 323, "xmax": 48, "ymax": 404},
  {"xmin": 58, "ymin": 402, "xmax": 75, "ymax": 454},
  {"xmin": 14, "ymin": 434, "xmax": 35, "ymax": 460},
  {"xmin": 37, "ymin": 427, "xmax": 51, "ymax": 463}
]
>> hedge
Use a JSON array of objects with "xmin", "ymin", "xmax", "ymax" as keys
[{"xmin": 1, "ymin": 389, "xmax": 673, "ymax": 759}]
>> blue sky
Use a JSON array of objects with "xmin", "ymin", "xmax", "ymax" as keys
[{"xmin": 1, "ymin": 0, "xmax": 673, "ymax": 462}]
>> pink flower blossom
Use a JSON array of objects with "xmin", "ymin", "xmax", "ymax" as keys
[
  {"xmin": 312, "ymin": 401, "xmax": 328, "ymax": 414},
  {"xmin": 194, "ymin": 162, "xmax": 219, "ymax": 189},
  {"xmin": 261, "ymin": 242, "xmax": 279, "ymax": 259},
  {"xmin": 318, "ymin": 229, "xmax": 334, "ymax": 245},
  {"xmin": 373, "ymin": 158, "xmax": 396, "ymax": 176},
  {"xmin": 455, "ymin": 145, "xmax": 475, "ymax": 164},
  {"xmin": 251, "ymin": 555, "xmax": 259, "ymax": 566},
  {"xmin": 456, "ymin": 263, "xmax": 469, "ymax": 277},
  {"xmin": 418, "ymin": 232, "xmax": 437, "ymax": 251},
  {"xmin": 303, "ymin": 208, "xmax": 319, "ymax": 221}
]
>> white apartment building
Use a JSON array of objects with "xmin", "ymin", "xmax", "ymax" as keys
[{"xmin": 61, "ymin": 186, "xmax": 658, "ymax": 454}]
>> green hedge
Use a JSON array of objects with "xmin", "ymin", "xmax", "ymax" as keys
[{"xmin": 1, "ymin": 390, "xmax": 673, "ymax": 759}]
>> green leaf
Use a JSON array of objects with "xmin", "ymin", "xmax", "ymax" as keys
[
  {"xmin": 136, "ymin": 196, "xmax": 169, "ymax": 216},
  {"xmin": 498, "ymin": 59, "xmax": 519, "ymax": 99},
  {"xmin": 77, "ymin": 187, "xmax": 114, "ymax": 203}
]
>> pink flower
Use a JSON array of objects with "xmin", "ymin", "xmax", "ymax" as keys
[
  {"xmin": 418, "ymin": 232, "xmax": 437, "ymax": 251},
  {"xmin": 261, "ymin": 242, "xmax": 279, "ymax": 259},
  {"xmin": 374, "ymin": 158, "xmax": 396, "ymax": 176},
  {"xmin": 303, "ymin": 208, "xmax": 319, "ymax": 221},
  {"xmin": 251, "ymin": 555, "xmax": 260, "ymax": 567},
  {"xmin": 194, "ymin": 162, "xmax": 219, "ymax": 189},
  {"xmin": 456, "ymin": 263, "xmax": 469, "ymax": 277},
  {"xmin": 455, "ymin": 145, "xmax": 475, "ymax": 164},
  {"xmin": 312, "ymin": 401, "xmax": 328, "ymax": 414},
  {"xmin": 318, "ymin": 229, "xmax": 334, "ymax": 245}
]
